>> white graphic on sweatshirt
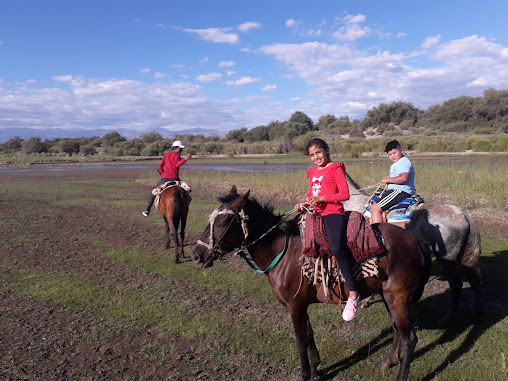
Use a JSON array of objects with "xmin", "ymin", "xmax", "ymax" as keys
[{"xmin": 311, "ymin": 176, "xmax": 323, "ymax": 196}]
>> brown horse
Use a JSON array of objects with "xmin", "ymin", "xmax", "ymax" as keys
[
  {"xmin": 158, "ymin": 185, "xmax": 189, "ymax": 263},
  {"xmin": 192, "ymin": 186, "xmax": 431, "ymax": 381}
]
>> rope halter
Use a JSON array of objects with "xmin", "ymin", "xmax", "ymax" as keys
[{"xmin": 196, "ymin": 204, "xmax": 249, "ymax": 259}]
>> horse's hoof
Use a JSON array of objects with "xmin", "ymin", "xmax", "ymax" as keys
[{"xmin": 359, "ymin": 301, "xmax": 369, "ymax": 309}]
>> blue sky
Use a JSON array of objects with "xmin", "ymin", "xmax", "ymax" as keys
[{"xmin": 1, "ymin": 0, "xmax": 508, "ymax": 141}]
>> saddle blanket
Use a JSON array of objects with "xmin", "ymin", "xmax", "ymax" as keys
[
  {"xmin": 299, "ymin": 211, "xmax": 385, "ymax": 263},
  {"xmin": 153, "ymin": 181, "xmax": 191, "ymax": 209},
  {"xmin": 152, "ymin": 180, "xmax": 191, "ymax": 196},
  {"xmin": 363, "ymin": 194, "xmax": 424, "ymax": 223}
]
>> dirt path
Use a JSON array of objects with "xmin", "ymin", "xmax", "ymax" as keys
[{"xmin": 0, "ymin": 169, "xmax": 296, "ymax": 380}]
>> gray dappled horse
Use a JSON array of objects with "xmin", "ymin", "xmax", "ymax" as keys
[{"xmin": 343, "ymin": 173, "xmax": 482, "ymax": 322}]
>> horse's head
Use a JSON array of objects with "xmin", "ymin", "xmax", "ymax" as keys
[{"xmin": 192, "ymin": 185, "xmax": 250, "ymax": 268}]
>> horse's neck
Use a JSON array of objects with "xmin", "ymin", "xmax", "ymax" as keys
[
  {"xmin": 248, "ymin": 232, "xmax": 286, "ymax": 269},
  {"xmin": 344, "ymin": 189, "xmax": 370, "ymax": 213}
]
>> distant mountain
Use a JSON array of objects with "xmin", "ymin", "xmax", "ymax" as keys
[{"xmin": 0, "ymin": 127, "xmax": 223, "ymax": 143}]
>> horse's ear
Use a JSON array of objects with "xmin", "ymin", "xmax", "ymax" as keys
[
  {"xmin": 230, "ymin": 185, "xmax": 238, "ymax": 195},
  {"xmin": 238, "ymin": 190, "xmax": 250, "ymax": 206}
]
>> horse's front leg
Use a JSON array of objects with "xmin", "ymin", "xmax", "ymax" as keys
[
  {"xmin": 289, "ymin": 305, "xmax": 317, "ymax": 381},
  {"xmin": 306, "ymin": 317, "xmax": 321, "ymax": 377},
  {"xmin": 380, "ymin": 291, "xmax": 417, "ymax": 381},
  {"xmin": 377, "ymin": 291, "xmax": 401, "ymax": 370}
]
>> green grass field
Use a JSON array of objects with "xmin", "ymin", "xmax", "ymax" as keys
[{"xmin": 0, "ymin": 158, "xmax": 507, "ymax": 380}]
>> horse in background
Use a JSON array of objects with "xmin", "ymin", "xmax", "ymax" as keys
[
  {"xmin": 192, "ymin": 186, "xmax": 431, "ymax": 381},
  {"xmin": 158, "ymin": 185, "xmax": 189, "ymax": 264},
  {"xmin": 343, "ymin": 173, "xmax": 483, "ymax": 323}
]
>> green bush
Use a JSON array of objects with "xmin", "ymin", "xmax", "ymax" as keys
[{"xmin": 471, "ymin": 139, "xmax": 493, "ymax": 152}]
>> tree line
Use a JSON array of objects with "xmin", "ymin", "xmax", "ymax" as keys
[{"xmin": 2, "ymin": 88, "xmax": 507, "ymax": 157}]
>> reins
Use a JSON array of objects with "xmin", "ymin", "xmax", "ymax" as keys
[{"xmin": 238, "ymin": 235, "xmax": 289, "ymax": 274}]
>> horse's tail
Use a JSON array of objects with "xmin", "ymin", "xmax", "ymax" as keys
[
  {"xmin": 461, "ymin": 212, "xmax": 482, "ymax": 269},
  {"xmin": 412, "ymin": 241, "xmax": 432, "ymax": 304},
  {"xmin": 172, "ymin": 188, "xmax": 182, "ymax": 226}
]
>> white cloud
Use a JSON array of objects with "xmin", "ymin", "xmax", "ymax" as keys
[
  {"xmin": 139, "ymin": 68, "xmax": 151, "ymax": 74},
  {"xmin": 433, "ymin": 35, "xmax": 505, "ymax": 60},
  {"xmin": 170, "ymin": 64, "xmax": 191, "ymax": 71},
  {"xmin": 182, "ymin": 27, "xmax": 239, "ymax": 44},
  {"xmin": 0, "ymin": 76, "xmax": 259, "ymax": 134},
  {"xmin": 344, "ymin": 14, "xmax": 366, "ymax": 24},
  {"xmin": 154, "ymin": 72, "xmax": 168, "ymax": 79},
  {"xmin": 422, "ymin": 34, "xmax": 441, "ymax": 49},
  {"xmin": 200, "ymin": 57, "xmax": 209, "ymax": 66},
  {"xmin": 226, "ymin": 77, "xmax": 262, "ymax": 86},
  {"xmin": 195, "ymin": 73, "xmax": 222, "ymax": 83},
  {"xmin": 285, "ymin": 19, "xmax": 301, "ymax": 28},
  {"xmin": 285, "ymin": 18, "xmax": 322, "ymax": 37},
  {"xmin": 52, "ymin": 75, "xmax": 75, "ymax": 84},
  {"xmin": 238, "ymin": 22, "xmax": 261, "ymax": 32},
  {"xmin": 218, "ymin": 61, "xmax": 235, "ymax": 68},
  {"xmin": 226, "ymin": 71, "xmax": 236, "ymax": 76},
  {"xmin": 467, "ymin": 77, "xmax": 489, "ymax": 87},
  {"xmin": 333, "ymin": 23, "xmax": 371, "ymax": 42},
  {"xmin": 259, "ymin": 33, "xmax": 508, "ymax": 117},
  {"xmin": 262, "ymin": 85, "xmax": 277, "ymax": 93}
]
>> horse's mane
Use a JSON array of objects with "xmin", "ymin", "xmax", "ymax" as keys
[
  {"xmin": 219, "ymin": 193, "xmax": 300, "ymax": 236},
  {"xmin": 345, "ymin": 172, "xmax": 362, "ymax": 191}
]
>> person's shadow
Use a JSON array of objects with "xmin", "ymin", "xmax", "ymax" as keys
[{"xmin": 318, "ymin": 245, "xmax": 508, "ymax": 380}]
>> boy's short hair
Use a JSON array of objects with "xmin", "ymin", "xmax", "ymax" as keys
[{"xmin": 385, "ymin": 139, "xmax": 401, "ymax": 153}]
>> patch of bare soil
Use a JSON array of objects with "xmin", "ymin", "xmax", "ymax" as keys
[
  {"xmin": 0, "ymin": 169, "xmax": 294, "ymax": 381},
  {"xmin": 469, "ymin": 211, "xmax": 508, "ymax": 241}
]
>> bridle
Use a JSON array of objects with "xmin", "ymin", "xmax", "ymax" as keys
[
  {"xmin": 196, "ymin": 202, "xmax": 295, "ymax": 267},
  {"xmin": 196, "ymin": 204, "xmax": 250, "ymax": 260}
]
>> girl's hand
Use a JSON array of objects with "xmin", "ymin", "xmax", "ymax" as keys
[
  {"xmin": 295, "ymin": 201, "xmax": 313, "ymax": 212},
  {"xmin": 306, "ymin": 196, "xmax": 325, "ymax": 205}
]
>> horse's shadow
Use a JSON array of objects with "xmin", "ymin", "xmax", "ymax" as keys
[{"xmin": 320, "ymin": 247, "xmax": 508, "ymax": 380}]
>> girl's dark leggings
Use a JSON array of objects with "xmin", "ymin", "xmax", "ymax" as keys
[{"xmin": 323, "ymin": 213, "xmax": 357, "ymax": 292}]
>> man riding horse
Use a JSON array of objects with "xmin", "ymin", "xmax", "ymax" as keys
[{"xmin": 143, "ymin": 140, "xmax": 192, "ymax": 217}]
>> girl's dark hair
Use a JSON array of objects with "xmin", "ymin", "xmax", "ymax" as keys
[{"xmin": 305, "ymin": 138, "xmax": 329, "ymax": 155}]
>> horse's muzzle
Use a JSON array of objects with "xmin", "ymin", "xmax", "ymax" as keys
[{"xmin": 191, "ymin": 248, "xmax": 215, "ymax": 268}]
